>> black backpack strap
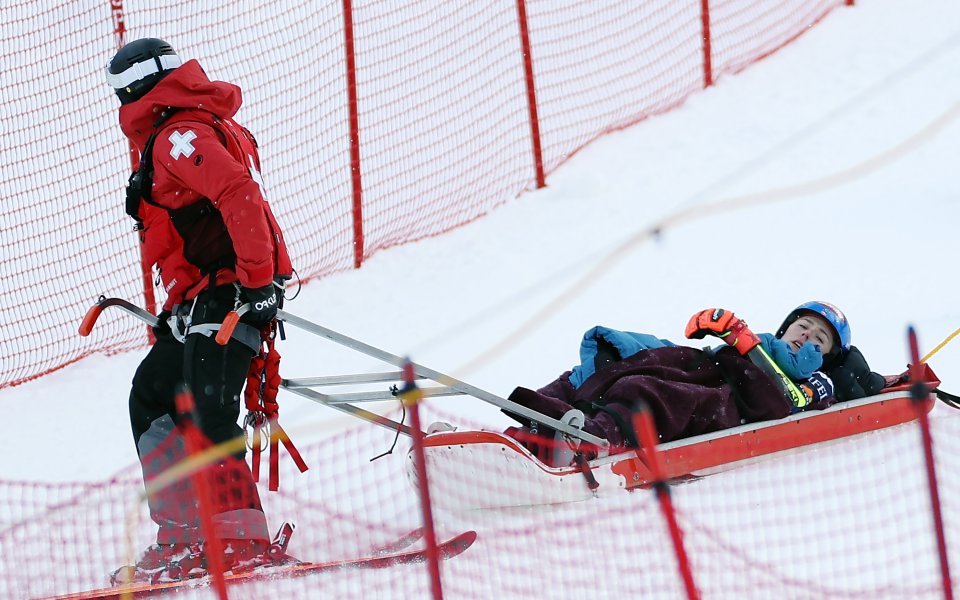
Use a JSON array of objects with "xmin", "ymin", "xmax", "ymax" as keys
[
  {"xmin": 126, "ymin": 110, "xmax": 237, "ymax": 278},
  {"xmin": 126, "ymin": 107, "xmax": 181, "ymax": 225}
]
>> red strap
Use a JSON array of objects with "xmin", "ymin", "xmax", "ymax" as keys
[
  {"xmin": 271, "ymin": 419, "xmax": 308, "ymax": 480},
  {"xmin": 242, "ymin": 323, "xmax": 308, "ymax": 490},
  {"xmin": 269, "ymin": 417, "xmax": 280, "ymax": 491},
  {"xmin": 250, "ymin": 416, "xmax": 263, "ymax": 483},
  {"xmin": 261, "ymin": 345, "xmax": 281, "ymax": 416},
  {"xmin": 244, "ymin": 355, "xmax": 266, "ymax": 413}
]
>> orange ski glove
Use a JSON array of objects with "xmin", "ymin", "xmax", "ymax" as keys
[{"xmin": 685, "ymin": 308, "xmax": 761, "ymax": 355}]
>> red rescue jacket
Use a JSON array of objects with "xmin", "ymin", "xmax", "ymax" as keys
[{"xmin": 118, "ymin": 60, "xmax": 293, "ymax": 310}]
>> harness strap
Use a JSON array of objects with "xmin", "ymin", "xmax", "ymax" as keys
[
  {"xmin": 187, "ymin": 322, "xmax": 261, "ymax": 353},
  {"xmin": 127, "ymin": 108, "xmax": 181, "ymax": 222},
  {"xmin": 129, "ymin": 111, "xmax": 238, "ymax": 278}
]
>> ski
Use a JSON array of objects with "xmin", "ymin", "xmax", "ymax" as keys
[
  {"xmin": 371, "ymin": 526, "xmax": 426, "ymax": 556},
  {"xmin": 46, "ymin": 530, "xmax": 476, "ymax": 600}
]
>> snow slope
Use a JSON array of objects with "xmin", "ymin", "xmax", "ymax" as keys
[{"xmin": 4, "ymin": 1, "xmax": 960, "ymax": 598}]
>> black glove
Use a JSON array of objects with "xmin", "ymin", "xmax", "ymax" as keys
[
  {"xmin": 242, "ymin": 284, "xmax": 279, "ymax": 324},
  {"xmin": 153, "ymin": 309, "xmax": 172, "ymax": 338}
]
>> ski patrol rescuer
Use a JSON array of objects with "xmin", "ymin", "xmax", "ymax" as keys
[{"xmin": 105, "ymin": 38, "xmax": 293, "ymax": 583}]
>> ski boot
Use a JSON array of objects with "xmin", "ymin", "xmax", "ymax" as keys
[
  {"xmin": 110, "ymin": 542, "xmax": 200, "ymax": 585},
  {"xmin": 163, "ymin": 522, "xmax": 301, "ymax": 580}
]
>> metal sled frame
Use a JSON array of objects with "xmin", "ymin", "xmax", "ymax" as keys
[
  {"xmin": 78, "ymin": 299, "xmax": 611, "ymax": 454},
  {"xmin": 277, "ymin": 311, "xmax": 607, "ymax": 452}
]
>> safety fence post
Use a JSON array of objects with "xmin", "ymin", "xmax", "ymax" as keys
[
  {"xmin": 341, "ymin": 0, "xmax": 365, "ymax": 268},
  {"xmin": 907, "ymin": 327, "xmax": 953, "ymax": 600},
  {"xmin": 700, "ymin": 0, "xmax": 713, "ymax": 88},
  {"xmin": 175, "ymin": 385, "xmax": 230, "ymax": 600},
  {"xmin": 515, "ymin": 0, "xmax": 545, "ymax": 189},
  {"xmin": 632, "ymin": 404, "xmax": 700, "ymax": 600},
  {"xmin": 399, "ymin": 359, "xmax": 444, "ymax": 599}
]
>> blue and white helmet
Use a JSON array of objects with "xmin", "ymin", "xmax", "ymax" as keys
[{"xmin": 776, "ymin": 301, "xmax": 851, "ymax": 358}]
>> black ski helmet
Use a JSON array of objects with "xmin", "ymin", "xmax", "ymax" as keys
[
  {"xmin": 776, "ymin": 301, "xmax": 851, "ymax": 363},
  {"xmin": 106, "ymin": 38, "xmax": 182, "ymax": 104}
]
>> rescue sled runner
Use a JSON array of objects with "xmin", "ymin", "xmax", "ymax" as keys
[{"xmin": 81, "ymin": 298, "xmax": 943, "ymax": 510}]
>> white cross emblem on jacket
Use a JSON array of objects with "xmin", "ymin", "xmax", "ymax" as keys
[
  {"xmin": 169, "ymin": 130, "xmax": 197, "ymax": 159},
  {"xmin": 248, "ymin": 155, "xmax": 265, "ymax": 192}
]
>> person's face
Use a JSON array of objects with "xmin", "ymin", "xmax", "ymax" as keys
[{"xmin": 781, "ymin": 314, "xmax": 835, "ymax": 355}]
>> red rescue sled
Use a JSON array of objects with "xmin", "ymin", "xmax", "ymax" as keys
[{"xmin": 411, "ymin": 365, "xmax": 939, "ymax": 509}]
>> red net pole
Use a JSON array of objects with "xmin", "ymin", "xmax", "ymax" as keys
[
  {"xmin": 632, "ymin": 405, "xmax": 700, "ymax": 600},
  {"xmin": 341, "ymin": 0, "xmax": 365, "ymax": 269},
  {"xmin": 110, "ymin": 0, "xmax": 157, "ymax": 337},
  {"xmin": 401, "ymin": 360, "xmax": 444, "ymax": 599},
  {"xmin": 700, "ymin": 0, "xmax": 713, "ymax": 88},
  {"xmin": 907, "ymin": 328, "xmax": 953, "ymax": 600},
  {"xmin": 515, "ymin": 0, "xmax": 545, "ymax": 188}
]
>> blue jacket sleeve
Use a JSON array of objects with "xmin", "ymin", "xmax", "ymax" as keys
[
  {"xmin": 758, "ymin": 333, "xmax": 823, "ymax": 380},
  {"xmin": 569, "ymin": 326, "xmax": 676, "ymax": 388}
]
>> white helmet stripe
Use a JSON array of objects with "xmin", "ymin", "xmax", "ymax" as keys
[{"xmin": 105, "ymin": 54, "xmax": 182, "ymax": 89}]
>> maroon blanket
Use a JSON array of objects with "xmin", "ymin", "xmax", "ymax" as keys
[{"xmin": 506, "ymin": 346, "xmax": 792, "ymax": 449}]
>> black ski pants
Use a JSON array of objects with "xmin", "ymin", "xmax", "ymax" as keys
[{"xmin": 128, "ymin": 284, "xmax": 268, "ymax": 543}]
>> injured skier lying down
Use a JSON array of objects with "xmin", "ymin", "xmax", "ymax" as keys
[{"xmin": 503, "ymin": 301, "xmax": 891, "ymax": 464}]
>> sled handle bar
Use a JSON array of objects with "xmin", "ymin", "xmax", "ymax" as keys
[
  {"xmin": 79, "ymin": 296, "xmax": 160, "ymax": 336},
  {"xmin": 79, "ymin": 298, "xmax": 252, "ymax": 347},
  {"xmin": 78, "ymin": 297, "xmax": 611, "ymax": 449},
  {"xmin": 79, "ymin": 297, "xmax": 251, "ymax": 346},
  {"xmin": 215, "ymin": 304, "xmax": 251, "ymax": 345}
]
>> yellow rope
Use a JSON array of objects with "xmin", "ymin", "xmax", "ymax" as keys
[{"xmin": 921, "ymin": 326, "xmax": 960, "ymax": 364}]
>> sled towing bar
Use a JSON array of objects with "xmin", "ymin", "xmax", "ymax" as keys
[{"xmin": 79, "ymin": 297, "xmax": 611, "ymax": 452}]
